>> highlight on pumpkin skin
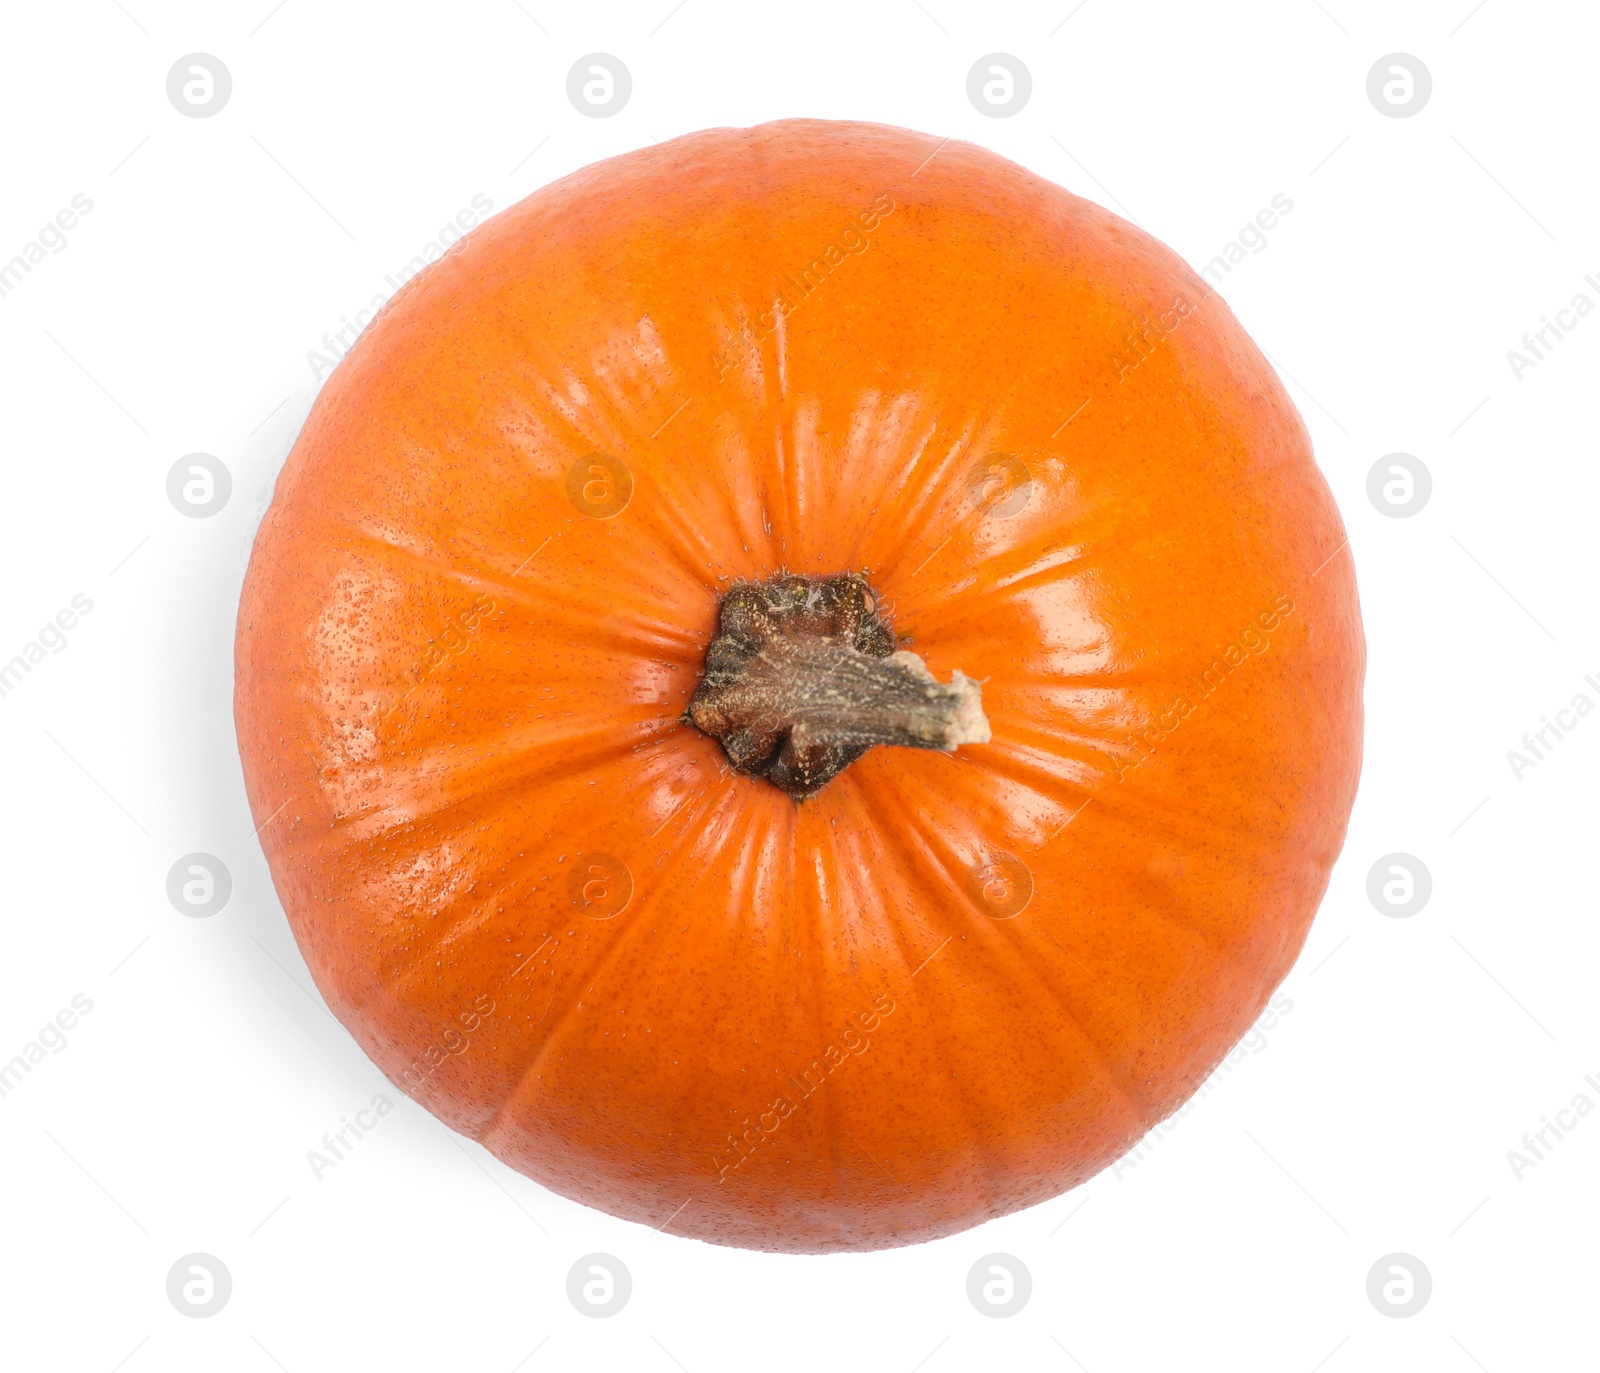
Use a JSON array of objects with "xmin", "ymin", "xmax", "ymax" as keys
[{"xmin": 687, "ymin": 572, "xmax": 991, "ymax": 799}]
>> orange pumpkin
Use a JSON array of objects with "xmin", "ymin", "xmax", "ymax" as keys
[{"xmin": 235, "ymin": 119, "xmax": 1363, "ymax": 1252}]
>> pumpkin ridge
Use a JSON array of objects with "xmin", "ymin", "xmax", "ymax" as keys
[
  {"xmin": 327, "ymin": 753, "xmax": 727, "ymax": 1024},
  {"xmin": 330, "ymin": 524, "xmax": 713, "ymax": 662},
  {"xmin": 975, "ymin": 717, "xmax": 1120, "ymax": 778},
  {"xmin": 473, "ymin": 779, "xmax": 750, "ymax": 1149},
  {"xmin": 805, "ymin": 788, "xmax": 1015, "ymax": 1233},
  {"xmin": 620, "ymin": 473, "xmax": 749, "ymax": 597},
  {"xmin": 1062, "ymin": 798, "xmax": 1280, "ymax": 952},
  {"xmin": 949, "ymin": 539, "xmax": 1097, "ymax": 606},
  {"xmin": 470, "ymin": 920, "xmax": 648, "ymax": 1144},
  {"xmin": 445, "ymin": 332, "xmax": 741, "ymax": 603},
  {"xmin": 843, "ymin": 763, "xmax": 1156, "ymax": 1173},
  {"xmin": 921, "ymin": 738, "xmax": 1101, "ymax": 850},
  {"xmin": 596, "ymin": 451, "xmax": 754, "ymax": 599},
  {"xmin": 883, "ymin": 570, "xmax": 1107, "ymax": 663},
  {"xmin": 304, "ymin": 718, "xmax": 680, "ymax": 848},
  {"xmin": 858, "ymin": 756, "xmax": 1202, "ymax": 1095},
  {"xmin": 833, "ymin": 397, "xmax": 978, "ymax": 578}
]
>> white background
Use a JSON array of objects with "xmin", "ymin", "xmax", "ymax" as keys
[{"xmin": 1, "ymin": 1, "xmax": 1595, "ymax": 1369}]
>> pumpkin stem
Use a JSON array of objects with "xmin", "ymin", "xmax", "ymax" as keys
[{"xmin": 687, "ymin": 573, "xmax": 990, "ymax": 799}]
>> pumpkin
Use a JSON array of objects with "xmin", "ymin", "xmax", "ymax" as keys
[{"xmin": 235, "ymin": 118, "xmax": 1363, "ymax": 1253}]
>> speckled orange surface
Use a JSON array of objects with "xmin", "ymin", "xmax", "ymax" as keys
[{"xmin": 234, "ymin": 119, "xmax": 1364, "ymax": 1252}]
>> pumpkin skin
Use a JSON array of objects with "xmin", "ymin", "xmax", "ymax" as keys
[{"xmin": 235, "ymin": 118, "xmax": 1363, "ymax": 1253}]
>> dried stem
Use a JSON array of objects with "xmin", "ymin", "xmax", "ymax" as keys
[{"xmin": 687, "ymin": 573, "xmax": 990, "ymax": 799}]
